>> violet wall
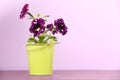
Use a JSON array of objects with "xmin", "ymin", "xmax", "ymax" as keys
[{"xmin": 0, "ymin": 0, "xmax": 120, "ymax": 70}]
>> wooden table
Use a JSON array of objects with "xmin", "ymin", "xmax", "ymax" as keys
[{"xmin": 0, "ymin": 70, "xmax": 120, "ymax": 80}]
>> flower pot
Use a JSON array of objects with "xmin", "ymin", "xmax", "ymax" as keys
[{"xmin": 26, "ymin": 40, "xmax": 54, "ymax": 75}]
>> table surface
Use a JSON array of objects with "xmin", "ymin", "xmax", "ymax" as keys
[{"xmin": 0, "ymin": 70, "xmax": 120, "ymax": 80}]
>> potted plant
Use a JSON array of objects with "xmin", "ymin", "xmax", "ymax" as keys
[{"xmin": 19, "ymin": 4, "xmax": 68, "ymax": 75}]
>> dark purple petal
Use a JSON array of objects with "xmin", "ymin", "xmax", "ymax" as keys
[
  {"xmin": 20, "ymin": 4, "xmax": 29, "ymax": 19},
  {"xmin": 34, "ymin": 31, "xmax": 38, "ymax": 37},
  {"xmin": 39, "ymin": 18, "xmax": 45, "ymax": 25},
  {"xmin": 38, "ymin": 27, "xmax": 45, "ymax": 33},
  {"xmin": 61, "ymin": 29, "xmax": 67, "ymax": 35},
  {"xmin": 46, "ymin": 24, "xmax": 53, "ymax": 31},
  {"xmin": 29, "ymin": 25, "xmax": 34, "ymax": 33}
]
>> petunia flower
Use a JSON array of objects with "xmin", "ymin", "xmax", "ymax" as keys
[
  {"xmin": 46, "ymin": 23, "xmax": 54, "ymax": 31},
  {"xmin": 20, "ymin": 4, "xmax": 29, "ymax": 19},
  {"xmin": 54, "ymin": 18, "xmax": 68, "ymax": 35},
  {"xmin": 29, "ymin": 18, "xmax": 45, "ymax": 37}
]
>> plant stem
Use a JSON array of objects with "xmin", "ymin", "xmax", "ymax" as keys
[{"xmin": 27, "ymin": 12, "xmax": 34, "ymax": 19}]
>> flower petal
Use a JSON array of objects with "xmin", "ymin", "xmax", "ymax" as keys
[{"xmin": 20, "ymin": 4, "xmax": 29, "ymax": 19}]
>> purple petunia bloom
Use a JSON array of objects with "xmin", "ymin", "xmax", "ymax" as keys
[
  {"xmin": 54, "ymin": 18, "xmax": 68, "ymax": 35},
  {"xmin": 20, "ymin": 4, "xmax": 29, "ymax": 19},
  {"xmin": 29, "ymin": 18, "xmax": 45, "ymax": 37},
  {"xmin": 46, "ymin": 23, "xmax": 53, "ymax": 31}
]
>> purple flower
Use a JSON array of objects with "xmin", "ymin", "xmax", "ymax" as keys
[
  {"xmin": 20, "ymin": 4, "xmax": 29, "ymax": 19},
  {"xmin": 46, "ymin": 24, "xmax": 53, "ymax": 31},
  {"xmin": 54, "ymin": 18, "xmax": 68, "ymax": 35},
  {"xmin": 29, "ymin": 18, "xmax": 45, "ymax": 37}
]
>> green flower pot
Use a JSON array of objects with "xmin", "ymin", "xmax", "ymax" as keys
[{"xmin": 26, "ymin": 40, "xmax": 54, "ymax": 75}]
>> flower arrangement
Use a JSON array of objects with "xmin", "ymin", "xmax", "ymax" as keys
[{"xmin": 20, "ymin": 4, "xmax": 68, "ymax": 44}]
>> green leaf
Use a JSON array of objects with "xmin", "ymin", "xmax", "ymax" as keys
[
  {"xmin": 37, "ymin": 13, "xmax": 40, "ymax": 17},
  {"xmin": 27, "ymin": 38, "xmax": 37, "ymax": 43},
  {"xmin": 48, "ymin": 36, "xmax": 57, "ymax": 41},
  {"xmin": 38, "ymin": 35, "xmax": 46, "ymax": 43}
]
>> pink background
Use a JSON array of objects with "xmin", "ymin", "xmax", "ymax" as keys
[{"xmin": 0, "ymin": 0, "xmax": 120, "ymax": 70}]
